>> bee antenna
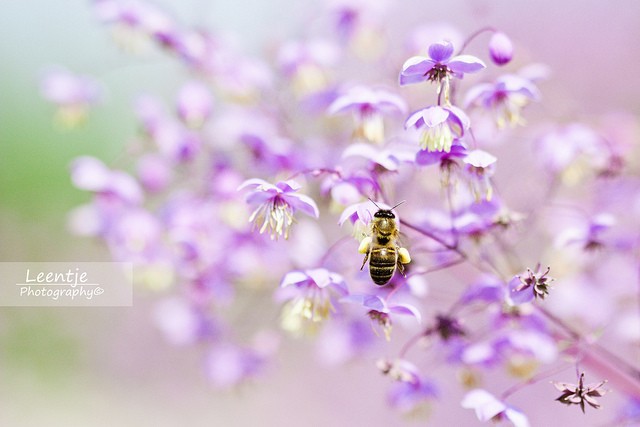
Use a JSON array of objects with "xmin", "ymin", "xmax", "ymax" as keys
[
  {"xmin": 389, "ymin": 200, "xmax": 405, "ymax": 211},
  {"xmin": 367, "ymin": 198, "xmax": 383, "ymax": 210}
]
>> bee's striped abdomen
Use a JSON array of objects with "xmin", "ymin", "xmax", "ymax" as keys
[{"xmin": 369, "ymin": 246, "xmax": 398, "ymax": 285}]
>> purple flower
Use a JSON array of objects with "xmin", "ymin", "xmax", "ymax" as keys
[
  {"xmin": 277, "ymin": 269, "xmax": 348, "ymax": 335},
  {"xmin": 94, "ymin": 0, "xmax": 177, "ymax": 49},
  {"xmin": 465, "ymin": 75, "xmax": 540, "ymax": 128},
  {"xmin": 153, "ymin": 297, "xmax": 217, "ymax": 346},
  {"xmin": 238, "ymin": 179, "xmax": 319, "ymax": 240},
  {"xmin": 136, "ymin": 154, "xmax": 173, "ymax": 192},
  {"xmin": 399, "ymin": 40, "xmax": 485, "ymax": 86},
  {"xmin": 405, "ymin": 105, "xmax": 469, "ymax": 152},
  {"xmin": 488, "ymin": 32, "xmax": 514, "ymax": 66},
  {"xmin": 388, "ymin": 375, "xmax": 438, "ymax": 414},
  {"xmin": 205, "ymin": 343, "xmax": 265, "ymax": 389},
  {"xmin": 320, "ymin": 172, "xmax": 379, "ymax": 206},
  {"xmin": 342, "ymin": 294, "xmax": 421, "ymax": 340},
  {"xmin": 40, "ymin": 67, "xmax": 102, "ymax": 127},
  {"xmin": 463, "ymin": 149, "xmax": 497, "ymax": 201},
  {"xmin": 328, "ymin": 85, "xmax": 407, "ymax": 143},
  {"xmin": 535, "ymin": 123, "xmax": 608, "ymax": 177},
  {"xmin": 461, "ymin": 389, "xmax": 530, "ymax": 427},
  {"xmin": 553, "ymin": 372, "xmax": 609, "ymax": 413},
  {"xmin": 555, "ymin": 213, "xmax": 615, "ymax": 251},
  {"xmin": 71, "ymin": 156, "xmax": 143, "ymax": 205},
  {"xmin": 508, "ymin": 265, "xmax": 554, "ymax": 304},
  {"xmin": 176, "ymin": 81, "xmax": 214, "ymax": 128},
  {"xmin": 415, "ymin": 140, "xmax": 467, "ymax": 167},
  {"xmin": 342, "ymin": 141, "xmax": 419, "ymax": 171},
  {"xmin": 277, "ymin": 38, "xmax": 339, "ymax": 97}
]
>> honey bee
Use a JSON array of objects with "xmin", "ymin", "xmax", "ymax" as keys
[{"xmin": 359, "ymin": 200, "xmax": 411, "ymax": 286}]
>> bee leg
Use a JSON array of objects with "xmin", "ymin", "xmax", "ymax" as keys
[
  {"xmin": 397, "ymin": 260, "xmax": 406, "ymax": 277},
  {"xmin": 360, "ymin": 252, "xmax": 369, "ymax": 271}
]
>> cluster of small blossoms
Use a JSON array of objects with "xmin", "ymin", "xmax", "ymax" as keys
[{"xmin": 50, "ymin": 0, "xmax": 640, "ymax": 424}]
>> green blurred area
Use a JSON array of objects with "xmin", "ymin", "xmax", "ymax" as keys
[{"xmin": 0, "ymin": 0, "xmax": 182, "ymax": 394}]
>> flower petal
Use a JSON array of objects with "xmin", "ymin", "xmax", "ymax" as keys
[
  {"xmin": 428, "ymin": 41, "xmax": 454, "ymax": 62},
  {"xmin": 389, "ymin": 303, "xmax": 422, "ymax": 323},
  {"xmin": 285, "ymin": 193, "xmax": 320, "ymax": 218},
  {"xmin": 448, "ymin": 55, "xmax": 486, "ymax": 74}
]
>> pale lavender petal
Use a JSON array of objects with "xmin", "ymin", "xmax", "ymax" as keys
[
  {"xmin": 507, "ymin": 276, "xmax": 535, "ymax": 305},
  {"xmin": 405, "ymin": 106, "xmax": 448, "ymax": 129},
  {"xmin": 464, "ymin": 150, "xmax": 497, "ymax": 168},
  {"xmin": 276, "ymin": 180, "xmax": 302, "ymax": 193},
  {"xmin": 236, "ymin": 178, "xmax": 272, "ymax": 191},
  {"xmin": 399, "ymin": 57, "xmax": 435, "ymax": 85},
  {"xmin": 285, "ymin": 193, "xmax": 320, "ymax": 218},
  {"xmin": 447, "ymin": 105, "xmax": 471, "ymax": 131},
  {"xmin": 448, "ymin": 55, "xmax": 486, "ymax": 74},
  {"xmin": 428, "ymin": 41, "xmax": 454, "ymax": 62},
  {"xmin": 70, "ymin": 156, "xmax": 111, "ymax": 191},
  {"xmin": 176, "ymin": 81, "xmax": 213, "ymax": 125},
  {"xmin": 505, "ymin": 408, "xmax": 530, "ymax": 427},
  {"xmin": 461, "ymin": 389, "xmax": 507, "ymax": 422},
  {"xmin": 342, "ymin": 294, "xmax": 387, "ymax": 312},
  {"xmin": 109, "ymin": 171, "xmax": 144, "ymax": 204},
  {"xmin": 338, "ymin": 203, "xmax": 360, "ymax": 225},
  {"xmin": 245, "ymin": 190, "xmax": 277, "ymax": 206},
  {"xmin": 389, "ymin": 304, "xmax": 422, "ymax": 323},
  {"xmin": 280, "ymin": 270, "xmax": 310, "ymax": 288}
]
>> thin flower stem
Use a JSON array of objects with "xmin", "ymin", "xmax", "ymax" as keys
[
  {"xmin": 457, "ymin": 26, "xmax": 496, "ymax": 55},
  {"xmin": 387, "ymin": 256, "xmax": 466, "ymax": 302},
  {"xmin": 500, "ymin": 364, "xmax": 572, "ymax": 400},
  {"xmin": 398, "ymin": 329, "xmax": 430, "ymax": 359},
  {"xmin": 537, "ymin": 305, "xmax": 640, "ymax": 393},
  {"xmin": 399, "ymin": 219, "xmax": 458, "ymax": 251}
]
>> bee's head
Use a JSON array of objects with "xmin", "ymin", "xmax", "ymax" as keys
[{"xmin": 374, "ymin": 209, "xmax": 396, "ymax": 219}]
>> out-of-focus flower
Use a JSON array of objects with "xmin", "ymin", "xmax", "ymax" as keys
[
  {"xmin": 461, "ymin": 389, "xmax": 530, "ymax": 427},
  {"xmin": 342, "ymin": 294, "xmax": 421, "ymax": 340},
  {"xmin": 463, "ymin": 150, "xmax": 497, "ymax": 202},
  {"xmin": 535, "ymin": 123, "xmax": 610, "ymax": 184},
  {"xmin": 465, "ymin": 75, "xmax": 539, "ymax": 129},
  {"xmin": 430, "ymin": 314, "xmax": 466, "ymax": 341},
  {"xmin": 342, "ymin": 142, "xmax": 418, "ymax": 171},
  {"xmin": 553, "ymin": 372, "xmax": 609, "ymax": 413},
  {"xmin": 71, "ymin": 156, "xmax": 143, "ymax": 205},
  {"xmin": 508, "ymin": 265, "xmax": 554, "ymax": 304},
  {"xmin": 94, "ymin": 0, "xmax": 178, "ymax": 52},
  {"xmin": 205, "ymin": 343, "xmax": 266, "ymax": 389},
  {"xmin": 555, "ymin": 213, "xmax": 615, "ymax": 251},
  {"xmin": 328, "ymin": 86, "xmax": 406, "ymax": 143},
  {"xmin": 388, "ymin": 374, "xmax": 438, "ymax": 416},
  {"xmin": 315, "ymin": 318, "xmax": 375, "ymax": 365},
  {"xmin": 405, "ymin": 105, "xmax": 469, "ymax": 153},
  {"xmin": 320, "ymin": 171, "xmax": 379, "ymax": 207},
  {"xmin": 136, "ymin": 154, "xmax": 173, "ymax": 192},
  {"xmin": 325, "ymin": 0, "xmax": 389, "ymax": 41},
  {"xmin": 277, "ymin": 38, "xmax": 340, "ymax": 98},
  {"xmin": 276, "ymin": 268, "xmax": 349, "ymax": 335},
  {"xmin": 238, "ymin": 179, "xmax": 319, "ymax": 240},
  {"xmin": 488, "ymin": 32, "xmax": 514, "ymax": 66},
  {"xmin": 153, "ymin": 297, "xmax": 217, "ymax": 346},
  {"xmin": 176, "ymin": 81, "xmax": 213, "ymax": 128},
  {"xmin": 41, "ymin": 67, "xmax": 102, "ymax": 128}
]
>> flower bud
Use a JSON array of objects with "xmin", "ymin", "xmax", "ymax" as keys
[{"xmin": 488, "ymin": 32, "xmax": 513, "ymax": 66}]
